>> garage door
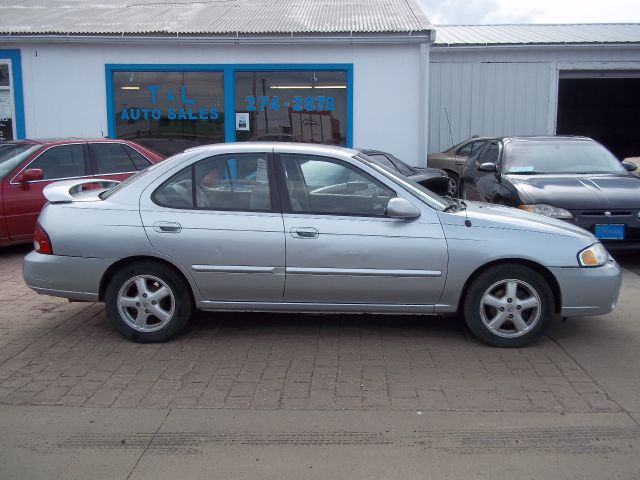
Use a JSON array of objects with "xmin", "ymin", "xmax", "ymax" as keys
[{"xmin": 557, "ymin": 70, "xmax": 640, "ymax": 160}]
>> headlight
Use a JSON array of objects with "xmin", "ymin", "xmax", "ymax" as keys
[
  {"xmin": 578, "ymin": 243, "xmax": 609, "ymax": 267},
  {"xmin": 518, "ymin": 204, "xmax": 573, "ymax": 219}
]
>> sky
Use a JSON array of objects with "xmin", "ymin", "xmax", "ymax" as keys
[{"xmin": 417, "ymin": 0, "xmax": 640, "ymax": 24}]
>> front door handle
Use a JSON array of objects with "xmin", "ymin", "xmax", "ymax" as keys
[
  {"xmin": 154, "ymin": 221, "xmax": 182, "ymax": 233},
  {"xmin": 290, "ymin": 227, "xmax": 319, "ymax": 239}
]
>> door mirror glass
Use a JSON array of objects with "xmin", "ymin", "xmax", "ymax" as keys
[
  {"xmin": 478, "ymin": 162, "xmax": 498, "ymax": 173},
  {"xmin": 621, "ymin": 160, "xmax": 637, "ymax": 172},
  {"xmin": 386, "ymin": 198, "xmax": 421, "ymax": 219},
  {"xmin": 15, "ymin": 168, "xmax": 44, "ymax": 182}
]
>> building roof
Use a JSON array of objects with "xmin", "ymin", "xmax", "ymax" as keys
[
  {"xmin": 0, "ymin": 0, "xmax": 432, "ymax": 36},
  {"xmin": 434, "ymin": 23, "xmax": 640, "ymax": 46}
]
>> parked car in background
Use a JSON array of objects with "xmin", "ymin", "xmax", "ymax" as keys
[
  {"xmin": 357, "ymin": 148, "xmax": 454, "ymax": 196},
  {"xmin": 24, "ymin": 143, "xmax": 621, "ymax": 347},
  {"xmin": 427, "ymin": 136, "xmax": 492, "ymax": 195},
  {"xmin": 0, "ymin": 138, "xmax": 164, "ymax": 246},
  {"xmin": 461, "ymin": 136, "xmax": 640, "ymax": 248}
]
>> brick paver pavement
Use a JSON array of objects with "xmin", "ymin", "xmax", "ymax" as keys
[{"xmin": 0, "ymin": 245, "xmax": 621, "ymax": 412}]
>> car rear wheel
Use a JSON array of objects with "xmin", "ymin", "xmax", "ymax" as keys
[
  {"xmin": 463, "ymin": 264, "xmax": 553, "ymax": 347},
  {"xmin": 105, "ymin": 262, "xmax": 193, "ymax": 342}
]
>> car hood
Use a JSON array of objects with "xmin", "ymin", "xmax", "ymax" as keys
[
  {"xmin": 458, "ymin": 201, "xmax": 595, "ymax": 241},
  {"xmin": 507, "ymin": 173, "xmax": 640, "ymax": 209}
]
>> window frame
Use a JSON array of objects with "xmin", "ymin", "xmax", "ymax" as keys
[
  {"xmin": 275, "ymin": 153, "xmax": 398, "ymax": 218},
  {"xmin": 151, "ymin": 151, "xmax": 280, "ymax": 213},
  {"xmin": 105, "ymin": 64, "xmax": 354, "ymax": 147},
  {"xmin": 10, "ymin": 142, "xmax": 90, "ymax": 184}
]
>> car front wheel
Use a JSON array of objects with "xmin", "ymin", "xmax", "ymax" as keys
[
  {"xmin": 105, "ymin": 262, "xmax": 193, "ymax": 342},
  {"xmin": 463, "ymin": 264, "xmax": 553, "ymax": 347}
]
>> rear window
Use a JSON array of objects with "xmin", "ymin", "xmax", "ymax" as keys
[{"xmin": 92, "ymin": 143, "xmax": 136, "ymax": 174}]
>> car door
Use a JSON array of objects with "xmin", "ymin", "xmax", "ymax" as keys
[
  {"xmin": 139, "ymin": 150, "xmax": 286, "ymax": 302},
  {"xmin": 463, "ymin": 141, "xmax": 502, "ymax": 203},
  {"xmin": 454, "ymin": 141, "xmax": 476, "ymax": 176},
  {"xmin": 277, "ymin": 151, "xmax": 448, "ymax": 306},
  {"xmin": 4, "ymin": 143, "xmax": 89, "ymax": 240}
]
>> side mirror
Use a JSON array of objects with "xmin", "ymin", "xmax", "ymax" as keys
[
  {"xmin": 622, "ymin": 160, "xmax": 638, "ymax": 172},
  {"xmin": 386, "ymin": 197, "xmax": 421, "ymax": 219},
  {"xmin": 478, "ymin": 162, "xmax": 498, "ymax": 173},
  {"xmin": 15, "ymin": 168, "xmax": 44, "ymax": 183}
]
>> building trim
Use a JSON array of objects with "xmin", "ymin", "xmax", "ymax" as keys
[{"xmin": 0, "ymin": 48, "xmax": 25, "ymax": 139}]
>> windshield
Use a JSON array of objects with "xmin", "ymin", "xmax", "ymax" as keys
[
  {"xmin": 504, "ymin": 140, "xmax": 626, "ymax": 174},
  {"xmin": 355, "ymin": 154, "xmax": 448, "ymax": 211},
  {"xmin": 385, "ymin": 153, "xmax": 415, "ymax": 176},
  {"xmin": 0, "ymin": 143, "xmax": 41, "ymax": 180}
]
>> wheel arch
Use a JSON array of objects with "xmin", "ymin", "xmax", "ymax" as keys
[
  {"xmin": 99, "ymin": 255, "xmax": 197, "ymax": 304},
  {"xmin": 457, "ymin": 258, "xmax": 562, "ymax": 314}
]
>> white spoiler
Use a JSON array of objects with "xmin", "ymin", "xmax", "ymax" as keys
[{"xmin": 43, "ymin": 178, "xmax": 121, "ymax": 203}]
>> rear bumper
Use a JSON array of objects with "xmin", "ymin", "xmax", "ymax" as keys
[
  {"xmin": 23, "ymin": 251, "xmax": 112, "ymax": 302},
  {"xmin": 549, "ymin": 260, "xmax": 622, "ymax": 317}
]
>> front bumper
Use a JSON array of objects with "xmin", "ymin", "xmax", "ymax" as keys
[
  {"xmin": 569, "ymin": 214, "xmax": 640, "ymax": 248},
  {"xmin": 23, "ymin": 251, "xmax": 112, "ymax": 302},
  {"xmin": 549, "ymin": 259, "xmax": 622, "ymax": 317}
]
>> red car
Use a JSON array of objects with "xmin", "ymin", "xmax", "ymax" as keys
[{"xmin": 0, "ymin": 138, "xmax": 164, "ymax": 246}]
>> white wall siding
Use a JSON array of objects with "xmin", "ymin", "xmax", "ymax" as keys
[
  {"xmin": 429, "ymin": 60, "xmax": 551, "ymax": 153},
  {"xmin": 428, "ymin": 46, "xmax": 640, "ymax": 154},
  {"xmin": 17, "ymin": 42, "xmax": 426, "ymax": 164}
]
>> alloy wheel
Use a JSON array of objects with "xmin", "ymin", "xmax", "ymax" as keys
[
  {"xmin": 479, "ymin": 278, "xmax": 542, "ymax": 338},
  {"xmin": 117, "ymin": 274, "xmax": 176, "ymax": 332}
]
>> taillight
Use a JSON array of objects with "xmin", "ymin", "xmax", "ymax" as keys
[{"xmin": 34, "ymin": 224, "xmax": 53, "ymax": 255}]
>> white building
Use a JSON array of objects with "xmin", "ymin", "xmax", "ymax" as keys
[
  {"xmin": 0, "ymin": 0, "xmax": 434, "ymax": 162},
  {"xmin": 2, "ymin": 2, "xmax": 640, "ymax": 164},
  {"xmin": 430, "ymin": 24, "xmax": 640, "ymax": 160}
]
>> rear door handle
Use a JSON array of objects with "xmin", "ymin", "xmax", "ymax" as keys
[
  {"xmin": 154, "ymin": 221, "xmax": 182, "ymax": 233},
  {"xmin": 290, "ymin": 227, "xmax": 319, "ymax": 239}
]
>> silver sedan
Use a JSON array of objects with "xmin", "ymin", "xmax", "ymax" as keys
[{"xmin": 23, "ymin": 143, "xmax": 621, "ymax": 347}]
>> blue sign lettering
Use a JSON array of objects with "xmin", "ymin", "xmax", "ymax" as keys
[{"xmin": 119, "ymin": 84, "xmax": 220, "ymax": 123}]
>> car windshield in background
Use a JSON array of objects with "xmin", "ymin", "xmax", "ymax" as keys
[
  {"xmin": 355, "ymin": 154, "xmax": 448, "ymax": 211},
  {"xmin": 504, "ymin": 141, "xmax": 626, "ymax": 174},
  {"xmin": 385, "ymin": 153, "xmax": 415, "ymax": 176},
  {"xmin": 0, "ymin": 143, "xmax": 41, "ymax": 179}
]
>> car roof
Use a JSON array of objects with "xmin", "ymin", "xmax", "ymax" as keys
[
  {"xmin": 501, "ymin": 136, "xmax": 593, "ymax": 143},
  {"xmin": 184, "ymin": 142, "xmax": 360, "ymax": 157},
  {"xmin": 16, "ymin": 138, "xmax": 138, "ymax": 146}
]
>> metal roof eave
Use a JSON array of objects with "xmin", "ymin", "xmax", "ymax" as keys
[
  {"xmin": 431, "ymin": 41, "xmax": 640, "ymax": 51},
  {"xmin": 0, "ymin": 30, "xmax": 435, "ymax": 46}
]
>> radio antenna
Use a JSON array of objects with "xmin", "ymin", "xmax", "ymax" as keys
[{"xmin": 444, "ymin": 108, "xmax": 454, "ymax": 148}]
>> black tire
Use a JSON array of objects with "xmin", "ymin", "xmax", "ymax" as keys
[
  {"xmin": 105, "ymin": 261, "xmax": 193, "ymax": 343},
  {"xmin": 463, "ymin": 264, "xmax": 553, "ymax": 347}
]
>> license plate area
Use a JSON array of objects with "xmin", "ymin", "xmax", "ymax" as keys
[{"xmin": 594, "ymin": 224, "xmax": 625, "ymax": 240}]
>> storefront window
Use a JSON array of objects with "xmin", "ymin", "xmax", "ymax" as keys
[
  {"xmin": 0, "ymin": 63, "xmax": 14, "ymax": 142},
  {"xmin": 234, "ymin": 71, "xmax": 347, "ymax": 146},
  {"xmin": 112, "ymin": 71, "xmax": 224, "ymax": 156}
]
